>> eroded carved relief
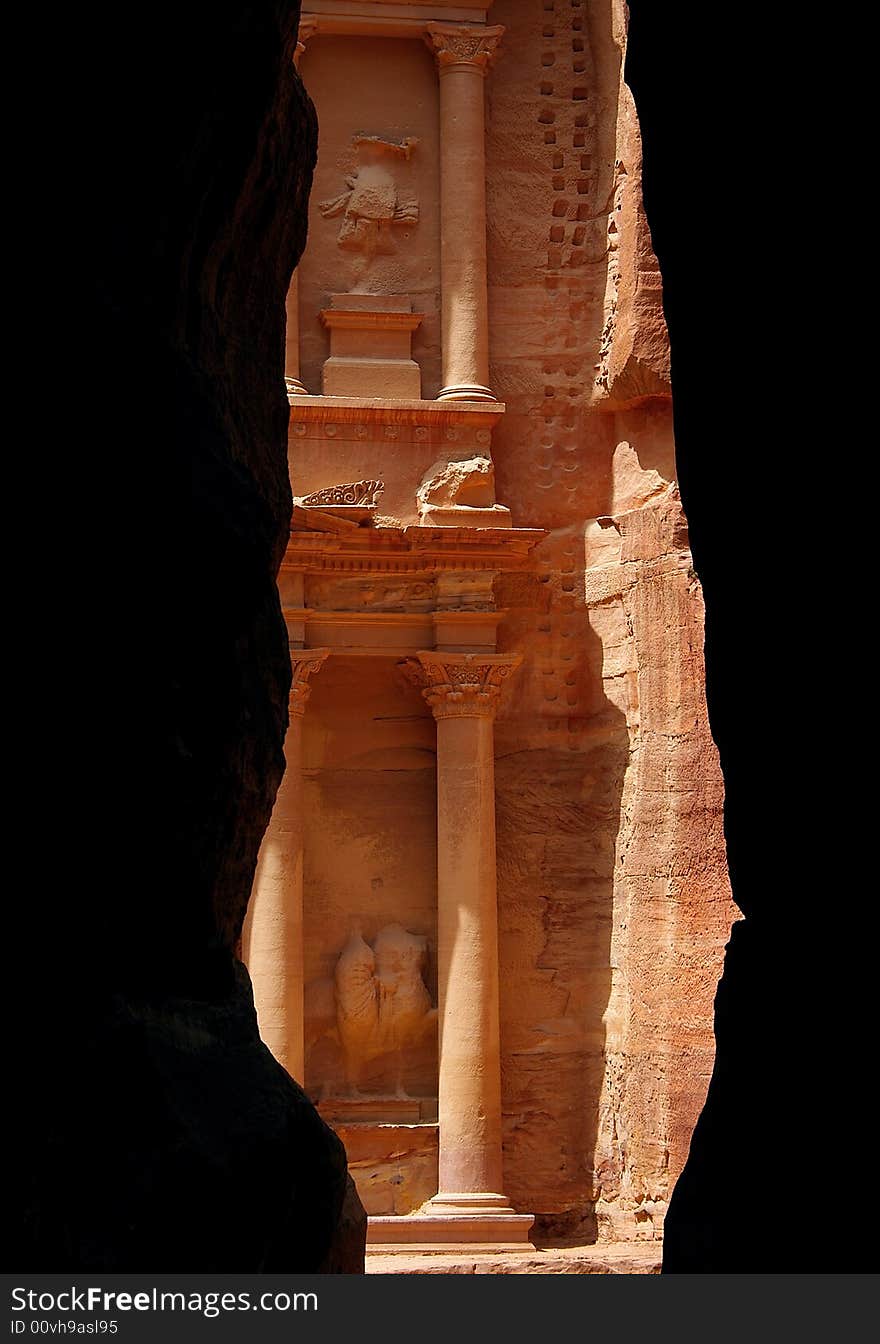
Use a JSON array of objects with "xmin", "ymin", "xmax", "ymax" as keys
[
  {"xmin": 288, "ymin": 649, "xmax": 330, "ymax": 718},
  {"xmin": 319, "ymin": 136, "xmax": 419, "ymax": 269},
  {"xmin": 306, "ymin": 575, "xmax": 435, "ymax": 613},
  {"xmin": 301, "ymin": 480, "xmax": 385, "ymax": 507},
  {"xmin": 418, "ymin": 457, "xmax": 496, "ymax": 512},
  {"xmin": 435, "ymin": 571, "xmax": 497, "ymax": 612},
  {"xmin": 416, "ymin": 456, "xmax": 511, "ymax": 526},
  {"xmin": 305, "ymin": 923, "xmax": 437, "ymax": 1099}
]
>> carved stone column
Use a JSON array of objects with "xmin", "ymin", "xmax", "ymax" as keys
[
  {"xmin": 243, "ymin": 648, "xmax": 329, "ymax": 1081},
  {"xmin": 425, "ymin": 24, "xmax": 504, "ymax": 404},
  {"xmin": 409, "ymin": 651, "xmax": 533, "ymax": 1241},
  {"xmin": 285, "ymin": 19, "xmax": 318, "ymax": 396}
]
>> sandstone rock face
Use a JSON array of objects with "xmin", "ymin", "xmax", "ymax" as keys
[
  {"xmin": 20, "ymin": 1, "xmax": 365, "ymax": 1272},
  {"xmin": 336, "ymin": 1123, "xmax": 439, "ymax": 1217},
  {"xmin": 265, "ymin": 0, "xmax": 734, "ymax": 1249},
  {"xmin": 484, "ymin": 0, "xmax": 735, "ymax": 1240}
]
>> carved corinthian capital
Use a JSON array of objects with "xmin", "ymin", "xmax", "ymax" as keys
[
  {"xmin": 405, "ymin": 651, "xmax": 521, "ymax": 719},
  {"xmin": 424, "ymin": 23, "xmax": 505, "ymax": 75},
  {"xmin": 294, "ymin": 16, "xmax": 318, "ymax": 67},
  {"xmin": 297, "ymin": 15, "xmax": 318, "ymax": 45},
  {"xmin": 289, "ymin": 648, "xmax": 330, "ymax": 717}
]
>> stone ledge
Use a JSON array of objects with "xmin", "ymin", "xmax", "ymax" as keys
[
  {"xmin": 368, "ymin": 1211, "xmax": 534, "ymax": 1248},
  {"xmin": 366, "ymin": 1241, "xmax": 662, "ymax": 1274},
  {"xmin": 288, "ymin": 395, "xmax": 506, "ymax": 427}
]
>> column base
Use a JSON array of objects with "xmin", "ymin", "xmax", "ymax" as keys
[
  {"xmin": 436, "ymin": 383, "xmax": 497, "ymax": 403},
  {"xmin": 366, "ymin": 1194, "xmax": 535, "ymax": 1253},
  {"xmin": 427, "ymin": 1192, "xmax": 514, "ymax": 1214}
]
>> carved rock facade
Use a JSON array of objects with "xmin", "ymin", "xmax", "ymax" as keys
[{"xmin": 243, "ymin": 0, "xmax": 735, "ymax": 1259}]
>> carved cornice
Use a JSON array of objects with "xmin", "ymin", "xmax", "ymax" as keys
[
  {"xmin": 404, "ymin": 651, "xmax": 521, "ymax": 719},
  {"xmin": 283, "ymin": 523, "xmax": 548, "ymax": 575},
  {"xmin": 288, "ymin": 394, "xmax": 506, "ymax": 429},
  {"xmin": 319, "ymin": 310, "xmax": 425, "ymax": 334},
  {"xmin": 298, "ymin": 5, "xmax": 497, "ymax": 44},
  {"xmin": 289, "ymin": 647, "xmax": 330, "ymax": 717},
  {"xmin": 424, "ymin": 23, "xmax": 504, "ymax": 75}
]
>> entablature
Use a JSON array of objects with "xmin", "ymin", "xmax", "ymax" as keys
[
  {"xmin": 301, "ymin": 2, "xmax": 495, "ymax": 42},
  {"xmin": 281, "ymin": 518, "xmax": 545, "ymax": 654},
  {"xmin": 285, "ymin": 517, "xmax": 545, "ymax": 573}
]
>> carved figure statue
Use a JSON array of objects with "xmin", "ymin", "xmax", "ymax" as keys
[
  {"xmin": 374, "ymin": 924, "xmax": 434, "ymax": 1084},
  {"xmin": 334, "ymin": 926, "xmax": 380, "ymax": 1091},
  {"xmin": 330, "ymin": 921, "xmax": 436, "ymax": 1097},
  {"xmin": 319, "ymin": 136, "xmax": 419, "ymax": 269}
]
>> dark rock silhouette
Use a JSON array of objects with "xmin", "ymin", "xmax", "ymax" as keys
[
  {"xmin": 17, "ymin": 1, "xmax": 365, "ymax": 1271},
  {"xmin": 626, "ymin": 2, "xmax": 855, "ymax": 1273}
]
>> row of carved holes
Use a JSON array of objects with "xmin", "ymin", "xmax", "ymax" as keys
[
  {"xmin": 540, "ymin": 0, "xmax": 587, "ymax": 109},
  {"xmin": 553, "ymin": 153, "xmax": 593, "ymax": 171},
  {"xmin": 541, "ymin": 1, "xmax": 595, "ymax": 278},
  {"xmin": 541, "ymin": 85, "xmax": 589, "ymax": 98},
  {"xmin": 538, "ymin": 0, "xmax": 590, "ymax": 708}
]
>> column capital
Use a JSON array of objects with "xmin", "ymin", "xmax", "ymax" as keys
[
  {"xmin": 424, "ymin": 23, "xmax": 505, "ymax": 76},
  {"xmin": 294, "ymin": 16, "xmax": 319, "ymax": 66},
  {"xmin": 404, "ymin": 651, "xmax": 521, "ymax": 720},
  {"xmin": 289, "ymin": 647, "xmax": 330, "ymax": 717}
]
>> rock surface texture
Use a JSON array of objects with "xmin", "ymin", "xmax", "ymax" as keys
[
  {"xmin": 483, "ymin": 0, "xmax": 735, "ymax": 1242},
  {"xmin": 18, "ymin": 1, "xmax": 365, "ymax": 1271}
]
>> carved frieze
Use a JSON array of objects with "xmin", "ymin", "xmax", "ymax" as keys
[
  {"xmin": 284, "ymin": 524, "xmax": 547, "ymax": 576},
  {"xmin": 307, "ymin": 575, "xmax": 436, "ymax": 614},
  {"xmin": 290, "ymin": 419, "xmax": 499, "ymax": 450}
]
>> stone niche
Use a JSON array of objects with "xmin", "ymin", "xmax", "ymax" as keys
[
  {"xmin": 298, "ymin": 35, "xmax": 441, "ymax": 399},
  {"xmin": 302, "ymin": 656, "xmax": 439, "ymax": 1211}
]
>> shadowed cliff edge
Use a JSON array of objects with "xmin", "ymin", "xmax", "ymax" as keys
[
  {"xmin": 17, "ymin": 1, "xmax": 365, "ymax": 1271},
  {"xmin": 625, "ymin": 3, "xmax": 856, "ymax": 1273}
]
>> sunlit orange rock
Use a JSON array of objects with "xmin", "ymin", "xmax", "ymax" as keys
[{"xmin": 244, "ymin": 0, "xmax": 735, "ymax": 1264}]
